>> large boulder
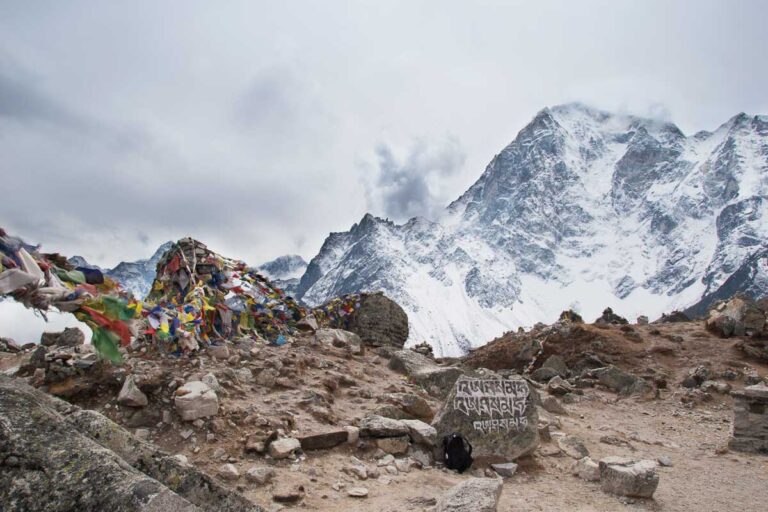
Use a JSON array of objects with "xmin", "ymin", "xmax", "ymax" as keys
[
  {"xmin": 436, "ymin": 478, "xmax": 503, "ymax": 512},
  {"xmin": 40, "ymin": 327, "xmax": 85, "ymax": 347},
  {"xmin": 345, "ymin": 292, "xmax": 409, "ymax": 348},
  {"xmin": 432, "ymin": 374, "xmax": 539, "ymax": 461},
  {"xmin": 706, "ymin": 295, "xmax": 766, "ymax": 337}
]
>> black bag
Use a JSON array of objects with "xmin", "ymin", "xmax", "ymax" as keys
[{"xmin": 443, "ymin": 432, "xmax": 473, "ymax": 473}]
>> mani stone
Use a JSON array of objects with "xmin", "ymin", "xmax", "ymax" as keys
[
  {"xmin": 730, "ymin": 383, "xmax": 768, "ymax": 453},
  {"xmin": 436, "ymin": 477, "xmax": 503, "ymax": 512},
  {"xmin": 431, "ymin": 375, "xmax": 539, "ymax": 460},
  {"xmin": 599, "ymin": 457, "xmax": 659, "ymax": 498},
  {"xmin": 174, "ymin": 381, "xmax": 219, "ymax": 421},
  {"xmin": 117, "ymin": 375, "xmax": 148, "ymax": 408}
]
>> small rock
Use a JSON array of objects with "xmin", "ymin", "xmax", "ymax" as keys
[
  {"xmin": 358, "ymin": 415, "xmax": 409, "ymax": 437},
  {"xmin": 117, "ymin": 375, "xmax": 148, "ymax": 408},
  {"xmin": 269, "ymin": 437, "xmax": 301, "ymax": 459},
  {"xmin": 347, "ymin": 487, "xmax": 369, "ymax": 498},
  {"xmin": 541, "ymin": 396, "xmax": 567, "ymax": 415},
  {"xmin": 491, "ymin": 462, "xmax": 518, "ymax": 477},
  {"xmin": 657, "ymin": 456, "xmax": 673, "ymax": 467},
  {"xmin": 208, "ymin": 344, "xmax": 230, "ymax": 360},
  {"xmin": 218, "ymin": 463, "xmax": 240, "ymax": 481},
  {"xmin": 134, "ymin": 428, "xmax": 150, "ymax": 441},
  {"xmin": 344, "ymin": 425, "xmax": 360, "ymax": 444},
  {"xmin": 272, "ymin": 485, "xmax": 305, "ymax": 503},
  {"xmin": 557, "ymin": 435, "xmax": 589, "ymax": 459},
  {"xmin": 401, "ymin": 419, "xmax": 437, "ymax": 447},
  {"xmin": 246, "ymin": 466, "xmax": 276, "ymax": 485},
  {"xmin": 202, "ymin": 372, "xmax": 220, "ymax": 391}
]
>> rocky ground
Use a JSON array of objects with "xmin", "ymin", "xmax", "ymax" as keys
[{"xmin": 3, "ymin": 316, "xmax": 768, "ymax": 511}]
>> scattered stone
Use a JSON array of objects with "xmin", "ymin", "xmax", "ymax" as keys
[
  {"xmin": 571, "ymin": 456, "xmax": 600, "ymax": 481},
  {"xmin": 272, "ymin": 485, "xmax": 305, "ymax": 503},
  {"xmin": 246, "ymin": 466, "xmax": 276, "ymax": 485},
  {"xmin": 268, "ymin": 437, "xmax": 301, "ymax": 459},
  {"xmin": 539, "ymin": 444, "xmax": 561, "ymax": 457},
  {"xmin": 491, "ymin": 462, "xmax": 518, "ymax": 477},
  {"xmin": 217, "ymin": 463, "xmax": 240, "ymax": 481},
  {"xmin": 174, "ymin": 381, "xmax": 219, "ymax": 421},
  {"xmin": 657, "ymin": 456, "xmax": 673, "ymax": 467},
  {"xmin": 547, "ymin": 376, "xmax": 573, "ymax": 396},
  {"xmin": 401, "ymin": 419, "xmax": 437, "ymax": 447},
  {"xmin": 117, "ymin": 375, "xmax": 148, "ymax": 408},
  {"xmin": 202, "ymin": 372, "xmax": 220, "ymax": 392},
  {"xmin": 134, "ymin": 428, "xmax": 150, "ymax": 441},
  {"xmin": 347, "ymin": 487, "xmax": 369, "ymax": 498},
  {"xmin": 531, "ymin": 367, "xmax": 560, "ymax": 382},
  {"xmin": 315, "ymin": 328, "xmax": 363, "ymax": 354},
  {"xmin": 394, "ymin": 457, "xmax": 417, "ymax": 473},
  {"xmin": 342, "ymin": 463, "xmax": 368, "ymax": 480},
  {"xmin": 557, "ymin": 435, "xmax": 589, "ymax": 459},
  {"xmin": 541, "ymin": 355, "xmax": 568, "ymax": 378},
  {"xmin": 592, "ymin": 366, "xmax": 651, "ymax": 395},
  {"xmin": 599, "ymin": 457, "xmax": 659, "ymax": 498},
  {"xmin": 256, "ymin": 368, "xmax": 279, "ymax": 388},
  {"xmin": 541, "ymin": 396, "xmax": 567, "ymax": 416},
  {"xmin": 207, "ymin": 344, "xmax": 230, "ymax": 360},
  {"xmin": 358, "ymin": 415, "xmax": 409, "ymax": 437},
  {"xmin": 436, "ymin": 477, "xmax": 503, "ymax": 512}
]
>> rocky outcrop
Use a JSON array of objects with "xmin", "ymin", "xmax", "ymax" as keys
[
  {"xmin": 0, "ymin": 375, "xmax": 262, "ymax": 512},
  {"xmin": 40, "ymin": 327, "xmax": 85, "ymax": 348},
  {"xmin": 705, "ymin": 295, "xmax": 766, "ymax": 337},
  {"xmin": 388, "ymin": 350, "xmax": 464, "ymax": 399}
]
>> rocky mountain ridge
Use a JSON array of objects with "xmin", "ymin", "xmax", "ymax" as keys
[{"xmin": 296, "ymin": 103, "xmax": 768, "ymax": 356}]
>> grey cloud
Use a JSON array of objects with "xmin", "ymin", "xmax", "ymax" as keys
[{"xmin": 369, "ymin": 138, "xmax": 466, "ymax": 221}]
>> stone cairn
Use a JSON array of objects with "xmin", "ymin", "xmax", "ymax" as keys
[{"xmin": 730, "ymin": 382, "xmax": 768, "ymax": 453}]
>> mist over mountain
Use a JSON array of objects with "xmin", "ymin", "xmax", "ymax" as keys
[{"xmin": 295, "ymin": 103, "xmax": 768, "ymax": 356}]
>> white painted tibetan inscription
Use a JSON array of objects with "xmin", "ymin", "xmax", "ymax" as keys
[{"xmin": 453, "ymin": 378, "xmax": 529, "ymax": 433}]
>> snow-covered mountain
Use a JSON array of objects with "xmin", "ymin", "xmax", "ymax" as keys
[
  {"xmin": 70, "ymin": 242, "xmax": 173, "ymax": 299},
  {"xmin": 296, "ymin": 103, "xmax": 768, "ymax": 356},
  {"xmin": 258, "ymin": 255, "xmax": 308, "ymax": 297}
]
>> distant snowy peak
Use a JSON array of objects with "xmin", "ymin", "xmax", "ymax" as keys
[
  {"xmin": 297, "ymin": 103, "xmax": 768, "ymax": 357},
  {"xmin": 258, "ymin": 255, "xmax": 308, "ymax": 298},
  {"xmin": 105, "ymin": 241, "xmax": 173, "ymax": 299},
  {"xmin": 67, "ymin": 255, "xmax": 100, "ymax": 270},
  {"xmin": 258, "ymin": 254, "xmax": 308, "ymax": 281}
]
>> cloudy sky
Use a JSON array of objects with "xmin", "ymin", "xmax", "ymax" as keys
[{"xmin": 1, "ymin": 0, "xmax": 767, "ymax": 269}]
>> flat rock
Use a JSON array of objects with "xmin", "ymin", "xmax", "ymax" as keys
[
  {"xmin": 359, "ymin": 415, "xmax": 409, "ymax": 437},
  {"xmin": 384, "ymin": 392, "xmax": 434, "ymax": 420},
  {"xmin": 218, "ymin": 463, "xmax": 240, "ymax": 481},
  {"xmin": 436, "ymin": 478, "xmax": 503, "ymax": 512},
  {"xmin": 347, "ymin": 487, "xmax": 369, "ymax": 498},
  {"xmin": 599, "ymin": 457, "xmax": 659, "ymax": 498},
  {"xmin": 541, "ymin": 396, "xmax": 567, "ymax": 415},
  {"xmin": 298, "ymin": 430, "xmax": 348, "ymax": 451}
]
